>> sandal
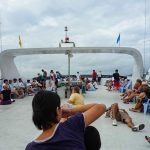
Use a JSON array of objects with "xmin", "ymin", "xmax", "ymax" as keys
[
  {"xmin": 145, "ymin": 136, "xmax": 150, "ymax": 143},
  {"xmin": 129, "ymin": 108, "xmax": 140, "ymax": 112},
  {"xmin": 123, "ymin": 100, "xmax": 129, "ymax": 104}
]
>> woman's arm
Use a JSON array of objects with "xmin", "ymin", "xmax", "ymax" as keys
[
  {"xmin": 67, "ymin": 100, "xmax": 74, "ymax": 104},
  {"xmin": 62, "ymin": 103, "xmax": 106, "ymax": 127}
]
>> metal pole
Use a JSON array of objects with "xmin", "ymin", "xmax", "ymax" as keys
[
  {"xmin": 143, "ymin": 0, "xmax": 147, "ymax": 75},
  {"xmin": 68, "ymin": 51, "xmax": 70, "ymax": 85}
]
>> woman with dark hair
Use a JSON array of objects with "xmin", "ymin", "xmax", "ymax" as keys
[
  {"xmin": 0, "ymin": 84, "xmax": 11, "ymax": 105},
  {"xmin": 25, "ymin": 90, "xmax": 105, "ymax": 150}
]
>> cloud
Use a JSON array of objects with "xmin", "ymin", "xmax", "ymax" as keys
[{"xmin": 0, "ymin": 0, "xmax": 150, "ymax": 78}]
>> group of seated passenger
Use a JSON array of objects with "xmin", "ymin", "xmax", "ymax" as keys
[
  {"xmin": 64, "ymin": 76, "xmax": 99, "ymax": 93},
  {"xmin": 46, "ymin": 80, "xmax": 57, "ymax": 93},
  {"xmin": 105, "ymin": 77, "xmax": 130, "ymax": 91},
  {"xmin": 121, "ymin": 79, "xmax": 142, "ymax": 103},
  {"xmin": 119, "ymin": 79, "xmax": 150, "ymax": 113},
  {"xmin": 0, "ymin": 78, "xmax": 44, "ymax": 105},
  {"xmin": 81, "ymin": 77, "xmax": 98, "ymax": 91}
]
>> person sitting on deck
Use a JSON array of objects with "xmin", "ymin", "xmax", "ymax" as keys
[
  {"xmin": 25, "ymin": 80, "xmax": 34, "ymax": 95},
  {"xmin": 47, "ymin": 80, "xmax": 57, "ymax": 93},
  {"xmin": 105, "ymin": 103, "xmax": 145, "ymax": 131},
  {"xmin": 25, "ymin": 90, "xmax": 106, "ymax": 150},
  {"xmin": 0, "ymin": 84, "xmax": 12, "ymax": 105},
  {"xmin": 86, "ymin": 81, "xmax": 96, "ymax": 91},
  {"xmin": 66, "ymin": 86, "xmax": 84, "ymax": 108},
  {"xmin": 120, "ymin": 78, "xmax": 128, "ymax": 87},
  {"xmin": 129, "ymin": 84, "xmax": 150, "ymax": 112},
  {"xmin": 13, "ymin": 78, "xmax": 24, "ymax": 98},
  {"xmin": 92, "ymin": 80, "xmax": 98, "ymax": 89},
  {"xmin": 121, "ymin": 79, "xmax": 142, "ymax": 103},
  {"xmin": 36, "ymin": 73, "xmax": 44, "ymax": 88},
  {"xmin": 18, "ymin": 78, "xmax": 26, "ymax": 95},
  {"xmin": 1, "ymin": 79, "xmax": 9, "ymax": 91},
  {"xmin": 9, "ymin": 80, "xmax": 20, "ymax": 98},
  {"xmin": 31, "ymin": 79, "xmax": 42, "ymax": 90},
  {"xmin": 106, "ymin": 79, "xmax": 113, "ymax": 91}
]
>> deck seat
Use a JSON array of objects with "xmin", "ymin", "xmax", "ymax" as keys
[
  {"xmin": 143, "ymin": 99, "xmax": 150, "ymax": 115},
  {"xmin": 120, "ymin": 80, "xmax": 132, "ymax": 93}
]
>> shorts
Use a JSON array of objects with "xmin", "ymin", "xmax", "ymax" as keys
[
  {"xmin": 116, "ymin": 110, "xmax": 131, "ymax": 123},
  {"xmin": 114, "ymin": 81, "xmax": 120, "ymax": 87}
]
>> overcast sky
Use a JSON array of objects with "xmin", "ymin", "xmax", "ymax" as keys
[{"xmin": 0, "ymin": 0, "xmax": 150, "ymax": 78}]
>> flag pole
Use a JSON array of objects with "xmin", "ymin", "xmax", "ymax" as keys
[
  {"xmin": 19, "ymin": 35, "xmax": 22, "ymax": 48},
  {"xmin": 143, "ymin": 0, "xmax": 147, "ymax": 75},
  {"xmin": 116, "ymin": 33, "xmax": 120, "ymax": 47},
  {"xmin": 119, "ymin": 33, "xmax": 120, "ymax": 47}
]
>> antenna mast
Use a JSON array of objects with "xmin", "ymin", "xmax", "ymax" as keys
[
  {"xmin": 143, "ymin": 0, "xmax": 147, "ymax": 75},
  {"xmin": 0, "ymin": 13, "xmax": 2, "ymax": 52}
]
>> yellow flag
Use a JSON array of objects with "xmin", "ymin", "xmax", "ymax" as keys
[{"xmin": 19, "ymin": 35, "xmax": 22, "ymax": 48}]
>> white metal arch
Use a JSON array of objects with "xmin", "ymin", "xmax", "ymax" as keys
[{"xmin": 0, "ymin": 47, "xmax": 143, "ymax": 82}]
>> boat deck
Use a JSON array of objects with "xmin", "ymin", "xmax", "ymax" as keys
[{"xmin": 0, "ymin": 84, "xmax": 150, "ymax": 150}]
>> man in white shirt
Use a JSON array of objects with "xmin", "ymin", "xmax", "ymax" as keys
[
  {"xmin": 97, "ymin": 71, "xmax": 102, "ymax": 85},
  {"xmin": 76, "ymin": 72, "xmax": 80, "ymax": 81}
]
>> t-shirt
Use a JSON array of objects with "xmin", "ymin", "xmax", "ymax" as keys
[
  {"xmin": 18, "ymin": 82, "xmax": 25, "ymax": 88},
  {"xmin": 26, "ymin": 83, "xmax": 32, "ymax": 87},
  {"xmin": 69, "ymin": 93, "xmax": 84, "ymax": 106},
  {"xmin": 25, "ymin": 113, "xmax": 86, "ymax": 150},
  {"xmin": 113, "ymin": 73, "xmax": 120, "ymax": 81},
  {"xmin": 13, "ymin": 82, "xmax": 19, "ymax": 88},
  {"xmin": 1, "ymin": 90, "xmax": 11, "ymax": 101},
  {"xmin": 97, "ymin": 72, "xmax": 102, "ymax": 78},
  {"xmin": 92, "ymin": 72, "xmax": 97, "ymax": 78}
]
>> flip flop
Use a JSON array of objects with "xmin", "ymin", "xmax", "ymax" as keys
[
  {"xmin": 145, "ymin": 136, "xmax": 150, "ymax": 143},
  {"xmin": 129, "ymin": 108, "xmax": 140, "ymax": 112},
  {"xmin": 123, "ymin": 101, "xmax": 129, "ymax": 104}
]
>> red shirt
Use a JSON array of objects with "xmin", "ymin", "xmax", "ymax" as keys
[{"xmin": 92, "ymin": 72, "xmax": 97, "ymax": 78}]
